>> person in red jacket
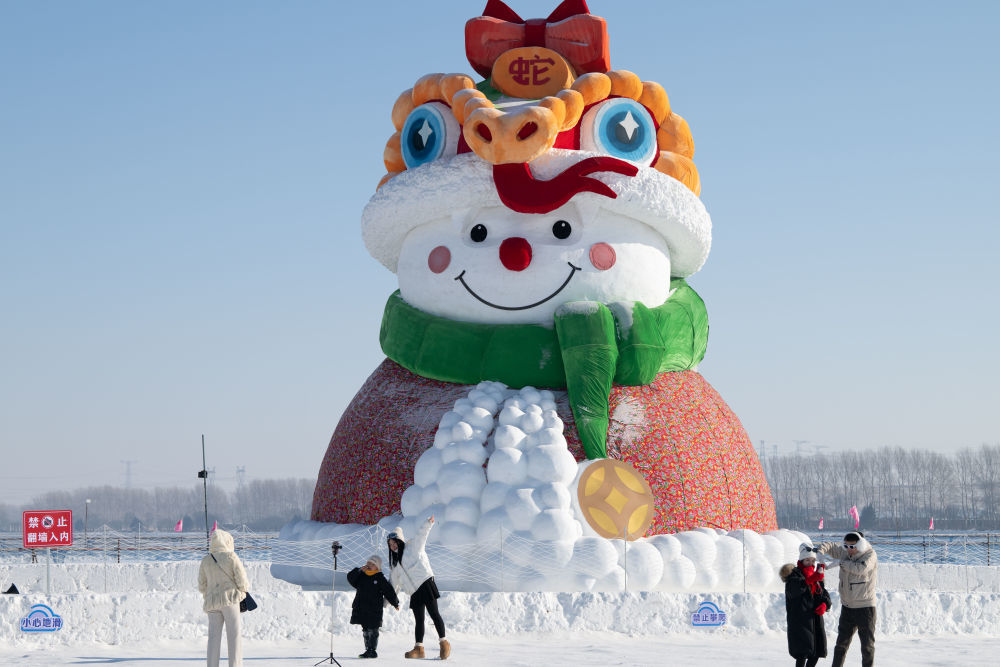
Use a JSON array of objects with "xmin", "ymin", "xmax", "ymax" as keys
[{"xmin": 781, "ymin": 544, "xmax": 833, "ymax": 667}]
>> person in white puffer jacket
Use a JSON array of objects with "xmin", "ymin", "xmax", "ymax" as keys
[
  {"xmin": 198, "ymin": 529, "xmax": 249, "ymax": 667},
  {"xmin": 817, "ymin": 531, "xmax": 878, "ymax": 667},
  {"xmin": 387, "ymin": 515, "xmax": 450, "ymax": 660}
]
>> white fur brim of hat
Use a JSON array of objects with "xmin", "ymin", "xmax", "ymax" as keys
[{"xmin": 362, "ymin": 150, "xmax": 712, "ymax": 278}]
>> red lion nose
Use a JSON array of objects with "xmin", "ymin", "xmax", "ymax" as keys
[{"xmin": 499, "ymin": 237, "xmax": 532, "ymax": 271}]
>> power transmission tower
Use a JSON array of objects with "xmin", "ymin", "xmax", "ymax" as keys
[
  {"xmin": 121, "ymin": 460, "xmax": 138, "ymax": 488},
  {"xmin": 236, "ymin": 466, "xmax": 246, "ymax": 527}
]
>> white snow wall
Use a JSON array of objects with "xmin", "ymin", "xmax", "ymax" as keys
[{"xmin": 3, "ymin": 586, "xmax": 999, "ymax": 648}]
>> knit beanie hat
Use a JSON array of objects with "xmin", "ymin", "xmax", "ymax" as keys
[
  {"xmin": 366, "ymin": 554, "xmax": 383, "ymax": 570},
  {"xmin": 798, "ymin": 543, "xmax": 817, "ymax": 561},
  {"xmin": 388, "ymin": 527, "xmax": 405, "ymax": 543}
]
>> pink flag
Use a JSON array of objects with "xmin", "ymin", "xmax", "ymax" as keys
[
  {"xmin": 929, "ymin": 517, "xmax": 934, "ymax": 530},
  {"xmin": 848, "ymin": 505, "xmax": 860, "ymax": 529},
  {"xmin": 212, "ymin": 520, "xmax": 218, "ymax": 532},
  {"xmin": 818, "ymin": 517, "xmax": 824, "ymax": 530},
  {"xmin": 173, "ymin": 519, "xmax": 183, "ymax": 532}
]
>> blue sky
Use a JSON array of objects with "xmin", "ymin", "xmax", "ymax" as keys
[{"xmin": 2, "ymin": 1, "xmax": 998, "ymax": 504}]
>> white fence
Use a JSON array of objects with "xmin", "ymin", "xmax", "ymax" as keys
[{"xmin": 2, "ymin": 528, "xmax": 998, "ymax": 595}]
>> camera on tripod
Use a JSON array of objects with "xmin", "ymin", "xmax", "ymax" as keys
[{"xmin": 331, "ymin": 541, "xmax": 342, "ymax": 556}]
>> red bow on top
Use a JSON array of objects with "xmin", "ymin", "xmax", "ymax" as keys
[{"xmin": 465, "ymin": 0, "xmax": 610, "ymax": 79}]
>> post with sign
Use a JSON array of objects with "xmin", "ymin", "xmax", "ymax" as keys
[{"xmin": 23, "ymin": 510, "xmax": 73, "ymax": 595}]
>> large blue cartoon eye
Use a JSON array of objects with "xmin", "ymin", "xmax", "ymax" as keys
[
  {"xmin": 400, "ymin": 102, "xmax": 460, "ymax": 169},
  {"xmin": 579, "ymin": 98, "xmax": 658, "ymax": 165}
]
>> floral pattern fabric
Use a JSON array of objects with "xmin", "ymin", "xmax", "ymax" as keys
[{"xmin": 312, "ymin": 359, "xmax": 777, "ymax": 534}]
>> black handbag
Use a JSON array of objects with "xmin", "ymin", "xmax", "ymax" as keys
[
  {"xmin": 211, "ymin": 554, "xmax": 257, "ymax": 613},
  {"xmin": 240, "ymin": 592, "xmax": 257, "ymax": 613}
]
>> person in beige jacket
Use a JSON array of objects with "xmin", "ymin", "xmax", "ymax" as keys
[
  {"xmin": 198, "ymin": 529, "xmax": 249, "ymax": 667},
  {"xmin": 816, "ymin": 531, "xmax": 878, "ymax": 667}
]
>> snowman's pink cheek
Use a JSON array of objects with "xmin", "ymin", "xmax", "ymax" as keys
[
  {"xmin": 427, "ymin": 246, "xmax": 451, "ymax": 274},
  {"xmin": 589, "ymin": 242, "xmax": 616, "ymax": 271}
]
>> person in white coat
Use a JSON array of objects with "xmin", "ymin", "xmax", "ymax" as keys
[
  {"xmin": 816, "ymin": 531, "xmax": 878, "ymax": 667},
  {"xmin": 387, "ymin": 515, "xmax": 450, "ymax": 660},
  {"xmin": 198, "ymin": 529, "xmax": 249, "ymax": 667}
]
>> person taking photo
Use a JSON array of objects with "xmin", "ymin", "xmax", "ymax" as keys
[{"xmin": 816, "ymin": 531, "xmax": 878, "ymax": 667}]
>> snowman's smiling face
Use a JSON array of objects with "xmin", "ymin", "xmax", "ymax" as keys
[
  {"xmin": 362, "ymin": 71, "xmax": 713, "ymax": 325},
  {"xmin": 396, "ymin": 194, "xmax": 673, "ymax": 325}
]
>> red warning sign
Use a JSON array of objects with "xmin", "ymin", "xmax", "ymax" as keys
[{"xmin": 22, "ymin": 510, "xmax": 73, "ymax": 548}]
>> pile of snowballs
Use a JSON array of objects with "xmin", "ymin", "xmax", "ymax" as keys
[{"xmin": 382, "ymin": 382, "xmax": 810, "ymax": 591}]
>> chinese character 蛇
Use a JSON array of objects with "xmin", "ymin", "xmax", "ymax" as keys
[{"xmin": 508, "ymin": 55, "xmax": 556, "ymax": 86}]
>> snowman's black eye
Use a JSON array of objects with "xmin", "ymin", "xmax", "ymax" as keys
[
  {"xmin": 470, "ymin": 224, "xmax": 488, "ymax": 243},
  {"xmin": 552, "ymin": 220, "xmax": 572, "ymax": 240}
]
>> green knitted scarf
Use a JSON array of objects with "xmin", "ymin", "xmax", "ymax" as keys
[{"xmin": 379, "ymin": 278, "xmax": 709, "ymax": 460}]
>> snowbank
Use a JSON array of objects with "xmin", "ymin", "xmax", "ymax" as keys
[
  {"xmin": 3, "ymin": 586, "xmax": 999, "ymax": 648},
  {"xmin": 0, "ymin": 561, "xmax": 297, "ymax": 596}
]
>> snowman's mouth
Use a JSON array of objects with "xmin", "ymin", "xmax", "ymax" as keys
[{"xmin": 455, "ymin": 263, "xmax": 581, "ymax": 311}]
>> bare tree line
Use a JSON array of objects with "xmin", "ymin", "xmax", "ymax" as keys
[
  {"xmin": 5, "ymin": 445, "xmax": 998, "ymax": 534},
  {"xmin": 761, "ymin": 444, "xmax": 1000, "ymax": 531},
  {"xmin": 0, "ymin": 479, "xmax": 315, "ymax": 532}
]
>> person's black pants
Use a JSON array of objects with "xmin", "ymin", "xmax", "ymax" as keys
[
  {"xmin": 795, "ymin": 657, "xmax": 819, "ymax": 667},
  {"xmin": 832, "ymin": 606, "xmax": 875, "ymax": 667},
  {"xmin": 410, "ymin": 577, "xmax": 446, "ymax": 643},
  {"xmin": 411, "ymin": 594, "xmax": 445, "ymax": 643},
  {"xmin": 362, "ymin": 626, "xmax": 379, "ymax": 654}
]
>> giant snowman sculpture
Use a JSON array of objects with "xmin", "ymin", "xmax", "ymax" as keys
[{"xmin": 286, "ymin": 1, "xmax": 785, "ymax": 591}]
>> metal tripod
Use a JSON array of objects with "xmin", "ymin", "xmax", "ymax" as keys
[{"xmin": 313, "ymin": 541, "xmax": 344, "ymax": 666}]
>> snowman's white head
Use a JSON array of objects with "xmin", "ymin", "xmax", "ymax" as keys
[{"xmin": 362, "ymin": 70, "xmax": 712, "ymax": 325}]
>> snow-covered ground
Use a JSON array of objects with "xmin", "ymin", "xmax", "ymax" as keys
[
  {"xmin": 3, "ymin": 633, "xmax": 999, "ymax": 666},
  {"xmin": 1, "ymin": 562, "xmax": 999, "ymax": 665}
]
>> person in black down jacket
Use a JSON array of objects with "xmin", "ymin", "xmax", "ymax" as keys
[
  {"xmin": 780, "ymin": 544, "xmax": 833, "ymax": 667},
  {"xmin": 347, "ymin": 554, "xmax": 400, "ymax": 659}
]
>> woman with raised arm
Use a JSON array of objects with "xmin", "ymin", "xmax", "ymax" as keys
[{"xmin": 387, "ymin": 515, "xmax": 450, "ymax": 660}]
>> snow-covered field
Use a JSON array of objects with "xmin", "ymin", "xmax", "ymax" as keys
[
  {"xmin": 3, "ymin": 634, "xmax": 999, "ymax": 666},
  {"xmin": 2, "ymin": 562, "xmax": 999, "ymax": 665}
]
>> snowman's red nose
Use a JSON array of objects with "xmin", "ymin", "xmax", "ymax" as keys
[{"xmin": 499, "ymin": 237, "xmax": 532, "ymax": 271}]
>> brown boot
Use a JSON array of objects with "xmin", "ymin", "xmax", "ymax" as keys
[
  {"xmin": 404, "ymin": 644, "xmax": 425, "ymax": 659},
  {"xmin": 439, "ymin": 638, "xmax": 451, "ymax": 660}
]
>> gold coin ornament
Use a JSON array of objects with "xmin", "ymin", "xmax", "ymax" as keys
[{"xmin": 577, "ymin": 459, "xmax": 655, "ymax": 540}]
